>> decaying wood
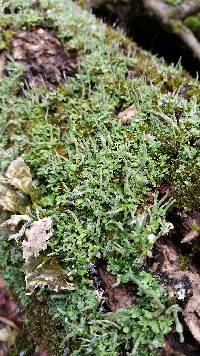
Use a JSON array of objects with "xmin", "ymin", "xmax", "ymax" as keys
[
  {"xmin": 152, "ymin": 239, "xmax": 200, "ymax": 345},
  {"xmin": 12, "ymin": 28, "xmax": 77, "ymax": 89},
  {"xmin": 143, "ymin": 0, "xmax": 200, "ymax": 61},
  {"xmin": 96, "ymin": 264, "xmax": 137, "ymax": 312}
]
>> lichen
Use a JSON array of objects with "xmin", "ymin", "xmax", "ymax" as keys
[{"xmin": 0, "ymin": 0, "xmax": 199, "ymax": 354}]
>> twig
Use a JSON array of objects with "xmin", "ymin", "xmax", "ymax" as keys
[
  {"xmin": 171, "ymin": 1, "xmax": 200, "ymax": 20},
  {"xmin": 143, "ymin": 0, "xmax": 200, "ymax": 61}
]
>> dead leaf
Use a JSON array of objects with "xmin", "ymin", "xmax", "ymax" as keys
[
  {"xmin": 1, "ymin": 215, "xmax": 53, "ymax": 261},
  {"xmin": 5, "ymin": 157, "xmax": 34, "ymax": 195},
  {"xmin": 24, "ymin": 256, "xmax": 74, "ymax": 293},
  {"xmin": 0, "ymin": 158, "xmax": 34, "ymax": 213},
  {"xmin": 117, "ymin": 104, "xmax": 138, "ymax": 124},
  {"xmin": 0, "ymin": 326, "xmax": 18, "ymax": 345},
  {"xmin": 181, "ymin": 230, "xmax": 199, "ymax": 244},
  {"xmin": 22, "ymin": 217, "xmax": 53, "ymax": 261},
  {"xmin": 0, "ymin": 184, "xmax": 27, "ymax": 213}
]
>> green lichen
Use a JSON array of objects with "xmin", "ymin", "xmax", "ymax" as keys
[{"xmin": 0, "ymin": 0, "xmax": 199, "ymax": 354}]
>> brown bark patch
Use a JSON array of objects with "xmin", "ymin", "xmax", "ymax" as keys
[
  {"xmin": 96, "ymin": 264, "xmax": 137, "ymax": 312},
  {"xmin": 12, "ymin": 28, "xmax": 77, "ymax": 90},
  {"xmin": 150, "ymin": 211, "xmax": 200, "ymax": 349}
]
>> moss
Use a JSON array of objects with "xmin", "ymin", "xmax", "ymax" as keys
[
  {"xmin": 165, "ymin": 0, "xmax": 183, "ymax": 5},
  {"xmin": 184, "ymin": 14, "xmax": 200, "ymax": 31},
  {"xmin": 0, "ymin": 29, "xmax": 15, "ymax": 50},
  {"xmin": 0, "ymin": 0, "xmax": 199, "ymax": 354}
]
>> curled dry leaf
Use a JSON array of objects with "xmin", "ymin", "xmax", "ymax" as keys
[
  {"xmin": 1, "ymin": 214, "xmax": 32, "ymax": 242},
  {"xmin": 0, "ymin": 157, "xmax": 34, "ymax": 213},
  {"xmin": 1, "ymin": 215, "xmax": 53, "ymax": 261},
  {"xmin": 181, "ymin": 229, "xmax": 199, "ymax": 244},
  {"xmin": 22, "ymin": 217, "xmax": 53, "ymax": 261},
  {"xmin": 181, "ymin": 215, "xmax": 200, "ymax": 244},
  {"xmin": 24, "ymin": 256, "xmax": 74, "ymax": 293},
  {"xmin": 5, "ymin": 157, "xmax": 34, "ymax": 196},
  {"xmin": 117, "ymin": 104, "xmax": 138, "ymax": 124},
  {"xmin": 0, "ymin": 182, "xmax": 27, "ymax": 213}
]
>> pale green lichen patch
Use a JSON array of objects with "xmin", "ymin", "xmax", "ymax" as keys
[{"xmin": 0, "ymin": 0, "xmax": 200, "ymax": 354}]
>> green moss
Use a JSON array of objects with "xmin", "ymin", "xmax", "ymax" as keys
[
  {"xmin": 0, "ymin": 0, "xmax": 199, "ymax": 354},
  {"xmin": 184, "ymin": 14, "xmax": 200, "ymax": 31},
  {"xmin": 165, "ymin": 0, "xmax": 183, "ymax": 5}
]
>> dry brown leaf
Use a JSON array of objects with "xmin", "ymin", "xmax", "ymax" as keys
[
  {"xmin": 0, "ymin": 184, "xmax": 27, "ymax": 213},
  {"xmin": 5, "ymin": 157, "xmax": 34, "ymax": 195},
  {"xmin": 0, "ymin": 158, "xmax": 34, "ymax": 213},
  {"xmin": 181, "ymin": 229, "xmax": 199, "ymax": 244},
  {"xmin": 22, "ymin": 217, "xmax": 53, "ymax": 261},
  {"xmin": 24, "ymin": 256, "xmax": 74, "ymax": 293},
  {"xmin": 117, "ymin": 104, "xmax": 138, "ymax": 124}
]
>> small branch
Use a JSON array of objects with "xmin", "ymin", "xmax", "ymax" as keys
[
  {"xmin": 171, "ymin": 1, "xmax": 200, "ymax": 20},
  {"xmin": 143, "ymin": 0, "xmax": 200, "ymax": 61},
  {"xmin": 177, "ymin": 25, "xmax": 200, "ymax": 60}
]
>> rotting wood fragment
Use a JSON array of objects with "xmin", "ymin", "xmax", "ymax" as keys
[
  {"xmin": 96, "ymin": 264, "xmax": 137, "ymax": 312},
  {"xmin": 151, "ymin": 237, "xmax": 200, "ymax": 346},
  {"xmin": 12, "ymin": 28, "xmax": 77, "ymax": 89}
]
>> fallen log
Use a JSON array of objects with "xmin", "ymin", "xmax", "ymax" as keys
[{"xmin": 0, "ymin": 0, "xmax": 200, "ymax": 354}]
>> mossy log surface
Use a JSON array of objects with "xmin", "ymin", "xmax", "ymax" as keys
[{"xmin": 0, "ymin": 0, "xmax": 200, "ymax": 354}]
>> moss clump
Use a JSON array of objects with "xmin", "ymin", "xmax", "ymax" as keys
[
  {"xmin": 165, "ymin": 0, "xmax": 183, "ymax": 5},
  {"xmin": 0, "ymin": 0, "xmax": 200, "ymax": 354},
  {"xmin": 184, "ymin": 14, "xmax": 200, "ymax": 32}
]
